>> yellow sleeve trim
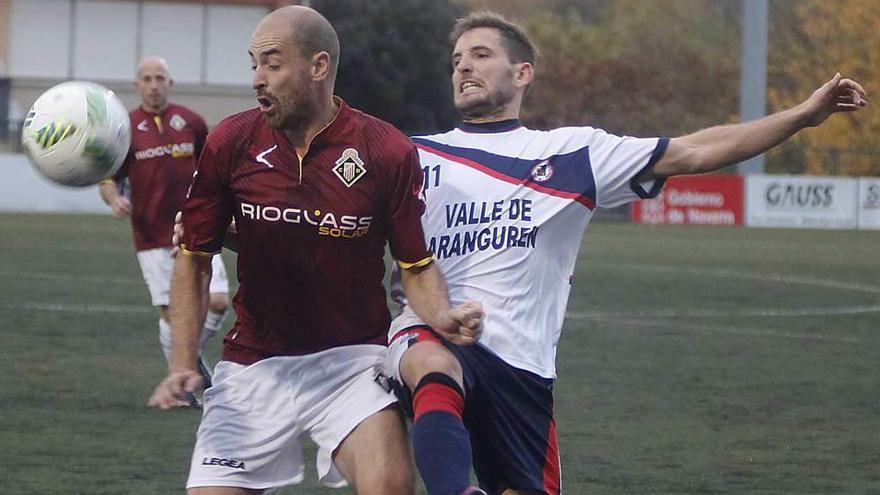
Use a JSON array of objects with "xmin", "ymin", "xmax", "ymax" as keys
[
  {"xmin": 398, "ymin": 255, "xmax": 435, "ymax": 270},
  {"xmin": 181, "ymin": 244, "xmax": 219, "ymax": 258},
  {"xmin": 98, "ymin": 179, "xmax": 116, "ymax": 186}
]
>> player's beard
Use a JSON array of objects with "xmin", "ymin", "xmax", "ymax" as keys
[
  {"xmin": 265, "ymin": 91, "xmax": 315, "ymax": 131},
  {"xmin": 455, "ymin": 84, "xmax": 515, "ymax": 121},
  {"xmin": 263, "ymin": 74, "xmax": 319, "ymax": 131}
]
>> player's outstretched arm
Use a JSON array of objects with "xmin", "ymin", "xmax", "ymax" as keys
[
  {"xmin": 644, "ymin": 73, "xmax": 868, "ymax": 179},
  {"xmin": 399, "ymin": 261, "xmax": 484, "ymax": 346},
  {"xmin": 147, "ymin": 252, "xmax": 212, "ymax": 409},
  {"xmin": 97, "ymin": 179, "xmax": 132, "ymax": 218}
]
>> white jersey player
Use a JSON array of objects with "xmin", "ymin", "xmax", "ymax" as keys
[
  {"xmin": 384, "ymin": 11, "xmax": 866, "ymax": 495},
  {"xmin": 391, "ymin": 124, "xmax": 667, "ymax": 379}
]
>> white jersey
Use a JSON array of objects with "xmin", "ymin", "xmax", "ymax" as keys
[{"xmin": 390, "ymin": 120, "xmax": 668, "ymax": 379}]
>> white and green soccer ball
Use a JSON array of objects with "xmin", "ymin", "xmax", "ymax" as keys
[{"xmin": 21, "ymin": 81, "xmax": 131, "ymax": 187}]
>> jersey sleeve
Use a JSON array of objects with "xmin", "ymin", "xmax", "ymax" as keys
[
  {"xmin": 181, "ymin": 134, "xmax": 233, "ymax": 256},
  {"xmin": 386, "ymin": 145, "xmax": 431, "ymax": 267},
  {"xmin": 589, "ymin": 129, "xmax": 669, "ymax": 208}
]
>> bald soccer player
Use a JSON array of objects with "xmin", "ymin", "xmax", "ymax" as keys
[
  {"xmin": 100, "ymin": 57, "xmax": 230, "ymax": 405},
  {"xmin": 148, "ymin": 7, "xmax": 483, "ymax": 494}
]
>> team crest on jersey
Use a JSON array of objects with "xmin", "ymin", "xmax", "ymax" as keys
[
  {"xmin": 332, "ymin": 148, "xmax": 367, "ymax": 187},
  {"xmin": 169, "ymin": 114, "xmax": 187, "ymax": 131},
  {"xmin": 137, "ymin": 120, "xmax": 149, "ymax": 132},
  {"xmin": 530, "ymin": 160, "xmax": 554, "ymax": 182}
]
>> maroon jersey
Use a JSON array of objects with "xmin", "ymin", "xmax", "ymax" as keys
[
  {"xmin": 183, "ymin": 100, "xmax": 430, "ymax": 364},
  {"xmin": 114, "ymin": 103, "xmax": 208, "ymax": 251}
]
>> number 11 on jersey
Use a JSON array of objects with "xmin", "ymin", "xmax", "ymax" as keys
[{"xmin": 422, "ymin": 164, "xmax": 441, "ymax": 191}]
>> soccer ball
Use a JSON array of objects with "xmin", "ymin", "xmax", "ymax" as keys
[{"xmin": 21, "ymin": 81, "xmax": 131, "ymax": 187}]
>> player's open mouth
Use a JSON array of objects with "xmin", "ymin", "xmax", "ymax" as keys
[
  {"xmin": 257, "ymin": 97, "xmax": 275, "ymax": 113},
  {"xmin": 460, "ymin": 81, "xmax": 482, "ymax": 94}
]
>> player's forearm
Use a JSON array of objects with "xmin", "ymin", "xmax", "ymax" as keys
[
  {"xmin": 658, "ymin": 103, "xmax": 810, "ymax": 177},
  {"xmin": 169, "ymin": 253, "xmax": 212, "ymax": 372},
  {"xmin": 98, "ymin": 180, "xmax": 119, "ymax": 206},
  {"xmin": 399, "ymin": 262, "xmax": 454, "ymax": 332}
]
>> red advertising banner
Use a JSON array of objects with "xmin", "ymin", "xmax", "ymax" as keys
[{"xmin": 632, "ymin": 175, "xmax": 744, "ymax": 225}]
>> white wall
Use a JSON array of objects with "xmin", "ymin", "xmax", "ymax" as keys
[
  {"xmin": 10, "ymin": 0, "xmax": 72, "ymax": 79},
  {"xmin": 141, "ymin": 2, "xmax": 204, "ymax": 84},
  {"xmin": 0, "ymin": 153, "xmax": 108, "ymax": 213},
  {"xmin": 8, "ymin": 0, "xmax": 266, "ymax": 85}
]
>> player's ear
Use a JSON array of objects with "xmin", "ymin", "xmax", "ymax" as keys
[
  {"xmin": 312, "ymin": 51, "xmax": 331, "ymax": 82},
  {"xmin": 168, "ymin": 77, "xmax": 175, "ymax": 88},
  {"xmin": 514, "ymin": 62, "xmax": 534, "ymax": 89}
]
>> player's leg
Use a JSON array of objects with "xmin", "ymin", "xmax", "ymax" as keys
[
  {"xmin": 198, "ymin": 255, "xmax": 231, "ymax": 388},
  {"xmin": 463, "ymin": 346, "xmax": 560, "ymax": 495},
  {"xmin": 187, "ymin": 360, "xmax": 307, "ymax": 493},
  {"xmin": 332, "ymin": 406, "xmax": 414, "ymax": 494},
  {"xmin": 303, "ymin": 345, "xmax": 414, "ymax": 494},
  {"xmin": 388, "ymin": 326, "xmax": 478, "ymax": 495},
  {"xmin": 201, "ymin": 254, "xmax": 230, "ymax": 350},
  {"xmin": 157, "ymin": 305, "xmax": 173, "ymax": 363},
  {"xmin": 136, "ymin": 248, "xmax": 176, "ymax": 364}
]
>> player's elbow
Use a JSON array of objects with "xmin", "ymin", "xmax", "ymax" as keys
[{"xmin": 656, "ymin": 139, "xmax": 706, "ymax": 177}]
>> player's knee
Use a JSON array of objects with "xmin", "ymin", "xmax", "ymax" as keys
[
  {"xmin": 208, "ymin": 293, "xmax": 229, "ymax": 313},
  {"xmin": 402, "ymin": 344, "xmax": 462, "ymax": 389}
]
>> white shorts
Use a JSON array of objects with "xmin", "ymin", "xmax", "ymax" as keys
[
  {"xmin": 136, "ymin": 247, "xmax": 229, "ymax": 306},
  {"xmin": 186, "ymin": 345, "xmax": 398, "ymax": 491}
]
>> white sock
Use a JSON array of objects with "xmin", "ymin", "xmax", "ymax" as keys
[
  {"xmin": 199, "ymin": 309, "xmax": 227, "ymax": 351},
  {"xmin": 158, "ymin": 318, "xmax": 173, "ymax": 365}
]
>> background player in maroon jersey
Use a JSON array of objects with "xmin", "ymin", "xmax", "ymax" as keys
[
  {"xmin": 147, "ymin": 6, "xmax": 482, "ymax": 495},
  {"xmin": 99, "ymin": 57, "xmax": 230, "ymax": 404}
]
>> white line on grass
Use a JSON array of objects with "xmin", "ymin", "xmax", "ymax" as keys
[
  {"xmin": 566, "ymin": 263, "xmax": 879, "ymax": 343},
  {"xmin": 2, "ymin": 302, "xmax": 153, "ymax": 314},
  {"xmin": 0, "ymin": 270, "xmax": 141, "ymax": 285},
  {"xmin": 566, "ymin": 304, "xmax": 880, "ymax": 319},
  {"xmin": 608, "ymin": 262, "xmax": 880, "ymax": 295},
  {"xmin": 575, "ymin": 315, "xmax": 863, "ymax": 344}
]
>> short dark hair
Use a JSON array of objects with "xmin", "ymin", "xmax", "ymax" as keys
[{"xmin": 450, "ymin": 11, "xmax": 537, "ymax": 65}]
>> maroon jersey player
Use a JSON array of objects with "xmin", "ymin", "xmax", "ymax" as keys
[
  {"xmin": 99, "ymin": 57, "xmax": 229, "ymax": 401},
  {"xmin": 147, "ymin": 7, "xmax": 483, "ymax": 495}
]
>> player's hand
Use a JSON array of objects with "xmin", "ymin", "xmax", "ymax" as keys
[
  {"xmin": 146, "ymin": 369, "xmax": 204, "ymax": 410},
  {"xmin": 801, "ymin": 73, "xmax": 868, "ymax": 128},
  {"xmin": 434, "ymin": 301, "xmax": 484, "ymax": 346},
  {"xmin": 110, "ymin": 196, "xmax": 132, "ymax": 219},
  {"xmin": 170, "ymin": 211, "xmax": 184, "ymax": 258}
]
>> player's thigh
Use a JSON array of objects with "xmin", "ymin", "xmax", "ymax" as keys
[
  {"xmin": 457, "ymin": 346, "xmax": 559, "ymax": 495},
  {"xmin": 208, "ymin": 254, "xmax": 229, "ymax": 296},
  {"xmin": 332, "ymin": 406, "xmax": 414, "ymax": 495},
  {"xmin": 135, "ymin": 247, "xmax": 174, "ymax": 306}
]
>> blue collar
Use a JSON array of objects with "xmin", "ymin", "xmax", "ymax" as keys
[{"xmin": 458, "ymin": 119, "xmax": 522, "ymax": 133}]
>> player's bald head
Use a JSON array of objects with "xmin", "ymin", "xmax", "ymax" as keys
[
  {"xmin": 136, "ymin": 56, "xmax": 170, "ymax": 79},
  {"xmin": 255, "ymin": 6, "xmax": 340, "ymax": 79}
]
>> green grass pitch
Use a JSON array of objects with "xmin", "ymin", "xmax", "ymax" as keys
[{"xmin": 1, "ymin": 213, "xmax": 877, "ymax": 494}]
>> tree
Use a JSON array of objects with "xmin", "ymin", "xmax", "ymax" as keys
[
  {"xmin": 313, "ymin": 0, "xmax": 463, "ymax": 134},
  {"xmin": 767, "ymin": 0, "xmax": 879, "ymax": 176},
  {"xmin": 460, "ymin": 0, "xmax": 742, "ymax": 138}
]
